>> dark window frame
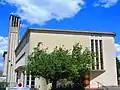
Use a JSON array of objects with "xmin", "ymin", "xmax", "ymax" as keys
[
  {"xmin": 95, "ymin": 40, "xmax": 99, "ymax": 70},
  {"xmin": 99, "ymin": 40, "xmax": 104, "ymax": 69}
]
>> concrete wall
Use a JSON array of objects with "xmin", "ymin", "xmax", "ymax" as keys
[
  {"xmin": 90, "ymin": 36, "xmax": 118, "ymax": 87},
  {"xmin": 7, "ymin": 15, "xmax": 20, "ymax": 83},
  {"xmin": 29, "ymin": 32, "xmax": 90, "ymax": 53},
  {"xmin": 29, "ymin": 32, "xmax": 90, "ymax": 90},
  {"xmin": 15, "ymin": 33, "xmax": 30, "ymax": 69},
  {"xmin": 35, "ymin": 77, "xmax": 47, "ymax": 90},
  {"xmin": 15, "ymin": 34, "xmax": 30, "ymax": 87},
  {"xmin": 7, "ymin": 27, "xmax": 19, "ymax": 83},
  {"xmin": 15, "ymin": 30, "xmax": 117, "ymax": 89},
  {"xmin": 29, "ymin": 31, "xmax": 117, "ymax": 88},
  {"xmin": 0, "ymin": 77, "xmax": 6, "ymax": 82},
  {"xmin": 15, "ymin": 43, "xmax": 29, "ymax": 70}
]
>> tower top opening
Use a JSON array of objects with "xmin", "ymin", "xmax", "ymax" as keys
[{"xmin": 9, "ymin": 14, "xmax": 20, "ymax": 27}]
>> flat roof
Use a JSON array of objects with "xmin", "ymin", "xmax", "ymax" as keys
[
  {"xmin": 29, "ymin": 28, "xmax": 116, "ymax": 36},
  {"xmin": 15, "ymin": 28, "xmax": 116, "ymax": 52}
]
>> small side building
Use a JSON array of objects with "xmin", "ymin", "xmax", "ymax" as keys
[
  {"xmin": 0, "ymin": 52, "xmax": 8, "ymax": 88},
  {"xmin": 3, "ymin": 51, "xmax": 8, "ymax": 77}
]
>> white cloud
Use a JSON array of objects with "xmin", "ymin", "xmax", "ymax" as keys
[
  {"xmin": 0, "ymin": 36, "xmax": 8, "ymax": 71},
  {"xmin": 0, "ymin": 54, "xmax": 3, "ymax": 71},
  {"xmin": 0, "ymin": 61, "xmax": 3, "ymax": 70},
  {"xmin": 0, "ymin": 36, "xmax": 8, "ymax": 55},
  {"xmin": 94, "ymin": 0, "xmax": 119, "ymax": 8},
  {"xmin": 3, "ymin": 0, "xmax": 85, "ymax": 25},
  {"xmin": 115, "ymin": 43, "xmax": 120, "ymax": 60},
  {"xmin": 20, "ymin": 23, "xmax": 28, "ymax": 28},
  {"xmin": 0, "ymin": 0, "xmax": 5, "ymax": 5},
  {"xmin": 115, "ymin": 43, "xmax": 120, "ymax": 53}
]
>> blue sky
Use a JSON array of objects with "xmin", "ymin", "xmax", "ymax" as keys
[{"xmin": 0, "ymin": 0, "xmax": 120, "ymax": 71}]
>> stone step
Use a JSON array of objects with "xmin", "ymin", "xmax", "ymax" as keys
[{"xmin": 103, "ymin": 86, "xmax": 120, "ymax": 90}]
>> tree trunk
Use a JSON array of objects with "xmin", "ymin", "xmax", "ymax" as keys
[{"xmin": 52, "ymin": 78, "xmax": 57, "ymax": 90}]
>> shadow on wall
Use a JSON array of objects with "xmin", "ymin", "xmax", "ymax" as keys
[{"xmin": 90, "ymin": 70, "xmax": 105, "ymax": 80}]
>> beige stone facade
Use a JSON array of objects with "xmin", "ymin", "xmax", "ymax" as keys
[{"xmin": 13, "ymin": 28, "xmax": 117, "ymax": 89}]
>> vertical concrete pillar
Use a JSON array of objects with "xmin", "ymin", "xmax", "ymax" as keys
[
  {"xmin": 7, "ymin": 14, "xmax": 20, "ymax": 84},
  {"xmin": 29, "ymin": 75, "xmax": 31, "ymax": 88},
  {"xmin": 24, "ymin": 71, "xmax": 27, "ymax": 87}
]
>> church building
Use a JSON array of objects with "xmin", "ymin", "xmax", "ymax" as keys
[{"xmin": 2, "ymin": 15, "xmax": 118, "ymax": 90}]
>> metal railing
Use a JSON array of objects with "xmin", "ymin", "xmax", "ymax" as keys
[
  {"xmin": 97, "ymin": 82, "xmax": 109, "ymax": 90},
  {"xmin": 7, "ymin": 82, "xmax": 17, "ymax": 87}
]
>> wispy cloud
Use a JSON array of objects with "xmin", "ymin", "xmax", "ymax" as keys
[
  {"xmin": 0, "ymin": 36, "xmax": 8, "ymax": 71},
  {"xmin": 115, "ymin": 43, "xmax": 120, "ymax": 60},
  {"xmin": 2, "ymin": 0, "xmax": 85, "ymax": 25},
  {"xmin": 0, "ymin": 36, "xmax": 8, "ymax": 55},
  {"xmin": 20, "ymin": 24, "xmax": 28, "ymax": 28},
  {"xmin": 94, "ymin": 0, "xmax": 119, "ymax": 8},
  {"xmin": 0, "ymin": 1, "xmax": 5, "ymax": 5},
  {"xmin": 0, "ymin": 62, "xmax": 3, "ymax": 68},
  {"xmin": 0, "ymin": 57, "xmax": 3, "ymax": 71}
]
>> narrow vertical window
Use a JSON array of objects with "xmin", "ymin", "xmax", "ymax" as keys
[
  {"xmin": 16, "ymin": 18, "xmax": 18, "ymax": 27},
  {"xmin": 23, "ymin": 74, "xmax": 25, "ymax": 87},
  {"xmin": 99, "ymin": 40, "xmax": 103, "ymax": 69},
  {"xmin": 16, "ymin": 71, "xmax": 18, "ymax": 83},
  {"xmin": 14, "ymin": 17, "xmax": 16, "ymax": 27},
  {"xmin": 91, "ymin": 39, "xmax": 95, "ymax": 70},
  {"xmin": 26, "ymin": 75, "xmax": 29, "ymax": 86},
  {"xmin": 95, "ymin": 40, "xmax": 99, "ymax": 70},
  {"xmin": 12, "ymin": 16, "xmax": 14, "ymax": 27},
  {"xmin": 31, "ymin": 76, "xmax": 35, "ymax": 88}
]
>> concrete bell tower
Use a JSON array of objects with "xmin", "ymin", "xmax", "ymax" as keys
[{"xmin": 7, "ymin": 14, "xmax": 20, "ymax": 84}]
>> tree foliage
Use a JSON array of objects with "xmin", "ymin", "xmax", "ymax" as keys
[
  {"xmin": 26, "ymin": 42, "xmax": 94, "ymax": 88},
  {"xmin": 116, "ymin": 57, "xmax": 120, "ymax": 77}
]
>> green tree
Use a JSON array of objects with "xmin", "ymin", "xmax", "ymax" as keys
[
  {"xmin": 26, "ymin": 42, "xmax": 94, "ymax": 89},
  {"xmin": 116, "ymin": 57, "xmax": 120, "ymax": 77}
]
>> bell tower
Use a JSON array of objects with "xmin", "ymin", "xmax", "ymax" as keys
[{"xmin": 7, "ymin": 14, "xmax": 20, "ymax": 84}]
